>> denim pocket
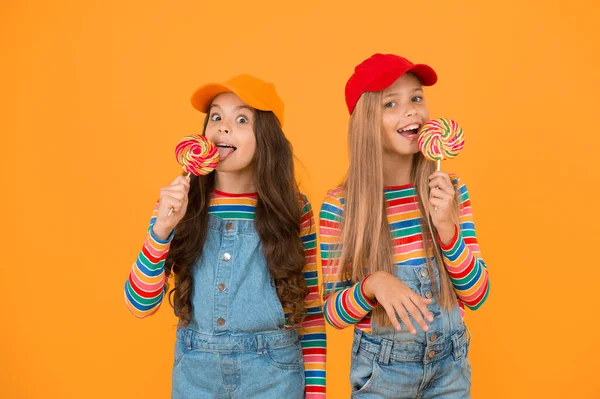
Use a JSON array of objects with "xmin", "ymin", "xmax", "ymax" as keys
[
  {"xmin": 173, "ymin": 338, "xmax": 189, "ymax": 368},
  {"xmin": 350, "ymin": 349, "xmax": 378, "ymax": 395},
  {"xmin": 264, "ymin": 342, "xmax": 303, "ymax": 371}
]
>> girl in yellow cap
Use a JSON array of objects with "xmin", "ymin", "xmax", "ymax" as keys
[{"xmin": 124, "ymin": 74, "xmax": 326, "ymax": 398}]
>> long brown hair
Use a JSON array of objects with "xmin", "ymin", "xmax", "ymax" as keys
[
  {"xmin": 331, "ymin": 91, "xmax": 459, "ymax": 327},
  {"xmin": 165, "ymin": 109, "xmax": 308, "ymax": 325}
]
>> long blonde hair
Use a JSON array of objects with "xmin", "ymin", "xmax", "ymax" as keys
[{"xmin": 330, "ymin": 91, "xmax": 459, "ymax": 327}]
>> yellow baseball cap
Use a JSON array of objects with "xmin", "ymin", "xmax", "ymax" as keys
[{"xmin": 190, "ymin": 74, "xmax": 285, "ymax": 126}]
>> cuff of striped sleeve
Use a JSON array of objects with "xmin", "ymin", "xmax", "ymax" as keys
[
  {"xmin": 359, "ymin": 274, "xmax": 379, "ymax": 308},
  {"xmin": 438, "ymin": 224, "xmax": 459, "ymax": 251},
  {"xmin": 148, "ymin": 225, "xmax": 175, "ymax": 245},
  {"xmin": 302, "ymin": 359, "xmax": 326, "ymax": 396},
  {"xmin": 438, "ymin": 224, "xmax": 470, "ymax": 270}
]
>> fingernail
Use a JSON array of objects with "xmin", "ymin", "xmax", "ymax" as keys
[
  {"xmin": 411, "ymin": 330, "xmax": 417, "ymax": 335},
  {"xmin": 424, "ymin": 326, "xmax": 429, "ymax": 331}
]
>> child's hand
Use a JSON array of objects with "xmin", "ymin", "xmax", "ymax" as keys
[
  {"xmin": 152, "ymin": 175, "xmax": 190, "ymax": 240},
  {"xmin": 363, "ymin": 271, "xmax": 434, "ymax": 334},
  {"xmin": 428, "ymin": 171, "xmax": 457, "ymax": 244}
]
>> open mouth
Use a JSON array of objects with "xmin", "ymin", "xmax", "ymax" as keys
[
  {"xmin": 397, "ymin": 123, "xmax": 421, "ymax": 141},
  {"xmin": 216, "ymin": 142, "xmax": 237, "ymax": 159}
]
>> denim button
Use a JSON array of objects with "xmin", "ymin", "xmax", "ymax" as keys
[
  {"xmin": 223, "ymin": 253, "xmax": 231, "ymax": 261},
  {"xmin": 425, "ymin": 291, "xmax": 433, "ymax": 299},
  {"xmin": 421, "ymin": 268, "xmax": 429, "ymax": 277},
  {"xmin": 428, "ymin": 350, "xmax": 435, "ymax": 359},
  {"xmin": 217, "ymin": 318, "xmax": 226, "ymax": 326},
  {"xmin": 218, "ymin": 284, "xmax": 226, "ymax": 292},
  {"xmin": 226, "ymin": 222, "xmax": 233, "ymax": 231},
  {"xmin": 430, "ymin": 334, "xmax": 438, "ymax": 342}
]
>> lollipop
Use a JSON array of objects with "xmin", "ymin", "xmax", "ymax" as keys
[
  {"xmin": 418, "ymin": 118, "xmax": 464, "ymax": 171},
  {"xmin": 168, "ymin": 134, "xmax": 219, "ymax": 216}
]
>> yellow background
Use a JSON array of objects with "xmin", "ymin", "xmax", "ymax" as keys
[{"xmin": 2, "ymin": 0, "xmax": 599, "ymax": 398}]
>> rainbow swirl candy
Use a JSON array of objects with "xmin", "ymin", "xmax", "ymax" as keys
[
  {"xmin": 418, "ymin": 118, "xmax": 464, "ymax": 162},
  {"xmin": 175, "ymin": 134, "xmax": 219, "ymax": 176}
]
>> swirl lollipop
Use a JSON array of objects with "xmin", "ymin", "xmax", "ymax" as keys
[
  {"xmin": 418, "ymin": 118, "xmax": 464, "ymax": 171},
  {"xmin": 168, "ymin": 134, "xmax": 219, "ymax": 216}
]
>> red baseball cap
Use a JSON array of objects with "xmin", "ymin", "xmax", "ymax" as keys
[{"xmin": 345, "ymin": 53, "xmax": 438, "ymax": 114}]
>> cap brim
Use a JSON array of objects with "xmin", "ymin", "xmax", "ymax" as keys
[
  {"xmin": 408, "ymin": 64, "xmax": 438, "ymax": 86},
  {"xmin": 365, "ymin": 63, "xmax": 438, "ymax": 93},
  {"xmin": 190, "ymin": 83, "xmax": 270, "ymax": 113}
]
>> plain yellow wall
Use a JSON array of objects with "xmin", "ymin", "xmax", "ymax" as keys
[{"xmin": 2, "ymin": 0, "xmax": 599, "ymax": 397}]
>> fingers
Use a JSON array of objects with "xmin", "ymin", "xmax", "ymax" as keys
[
  {"xmin": 429, "ymin": 176, "xmax": 454, "ymax": 196},
  {"xmin": 398, "ymin": 294, "xmax": 434, "ymax": 334},
  {"xmin": 411, "ymin": 294, "xmax": 434, "ymax": 322},
  {"xmin": 160, "ymin": 178, "xmax": 190, "ymax": 213},
  {"xmin": 429, "ymin": 186, "xmax": 452, "ymax": 201},
  {"xmin": 170, "ymin": 175, "xmax": 191, "ymax": 190},
  {"xmin": 429, "ymin": 171, "xmax": 452, "ymax": 184},
  {"xmin": 376, "ymin": 275, "xmax": 435, "ymax": 334},
  {"xmin": 403, "ymin": 300, "xmax": 430, "ymax": 332},
  {"xmin": 160, "ymin": 186, "xmax": 188, "ymax": 202},
  {"xmin": 429, "ymin": 197, "xmax": 449, "ymax": 210},
  {"xmin": 383, "ymin": 303, "xmax": 402, "ymax": 331},
  {"xmin": 393, "ymin": 302, "xmax": 417, "ymax": 334},
  {"xmin": 160, "ymin": 196, "xmax": 184, "ymax": 215}
]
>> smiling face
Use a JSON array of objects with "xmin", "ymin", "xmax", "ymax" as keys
[
  {"xmin": 204, "ymin": 92, "xmax": 257, "ymax": 174},
  {"xmin": 380, "ymin": 73, "xmax": 430, "ymax": 157}
]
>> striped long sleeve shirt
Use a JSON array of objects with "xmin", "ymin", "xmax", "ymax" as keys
[
  {"xmin": 319, "ymin": 177, "xmax": 490, "ymax": 333},
  {"xmin": 125, "ymin": 190, "xmax": 326, "ymax": 397}
]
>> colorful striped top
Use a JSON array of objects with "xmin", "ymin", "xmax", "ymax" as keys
[
  {"xmin": 124, "ymin": 190, "xmax": 326, "ymax": 397},
  {"xmin": 319, "ymin": 177, "xmax": 490, "ymax": 333}
]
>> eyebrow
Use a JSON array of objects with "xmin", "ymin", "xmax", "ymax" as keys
[
  {"xmin": 209, "ymin": 104, "xmax": 253, "ymax": 113},
  {"xmin": 383, "ymin": 88, "xmax": 423, "ymax": 98}
]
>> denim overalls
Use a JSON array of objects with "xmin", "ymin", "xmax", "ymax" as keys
[
  {"xmin": 350, "ymin": 260, "xmax": 472, "ymax": 398},
  {"xmin": 172, "ymin": 215, "xmax": 305, "ymax": 398}
]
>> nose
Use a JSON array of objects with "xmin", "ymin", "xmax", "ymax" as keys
[
  {"xmin": 404, "ymin": 103, "xmax": 416, "ymax": 118},
  {"xmin": 218, "ymin": 123, "xmax": 230, "ymax": 134}
]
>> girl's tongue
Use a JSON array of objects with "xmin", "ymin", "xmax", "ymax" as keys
[
  {"xmin": 218, "ymin": 147, "xmax": 235, "ymax": 160},
  {"xmin": 399, "ymin": 129, "xmax": 419, "ymax": 141}
]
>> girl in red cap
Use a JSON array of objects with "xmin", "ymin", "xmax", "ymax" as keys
[
  {"xmin": 320, "ymin": 54, "xmax": 490, "ymax": 398},
  {"xmin": 124, "ymin": 74, "xmax": 326, "ymax": 398}
]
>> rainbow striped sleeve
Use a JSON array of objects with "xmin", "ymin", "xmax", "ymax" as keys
[
  {"xmin": 440, "ymin": 182, "xmax": 490, "ymax": 310},
  {"xmin": 319, "ymin": 189, "xmax": 377, "ymax": 330},
  {"xmin": 124, "ymin": 202, "xmax": 171, "ymax": 318},
  {"xmin": 297, "ymin": 196, "xmax": 327, "ymax": 398}
]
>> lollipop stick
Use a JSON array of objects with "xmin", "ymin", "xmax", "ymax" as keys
[
  {"xmin": 435, "ymin": 160, "xmax": 440, "ymax": 211},
  {"xmin": 167, "ymin": 172, "xmax": 192, "ymax": 217}
]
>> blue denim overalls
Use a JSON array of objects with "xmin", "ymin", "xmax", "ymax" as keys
[
  {"xmin": 172, "ymin": 215, "xmax": 305, "ymax": 398},
  {"xmin": 350, "ymin": 260, "xmax": 471, "ymax": 398}
]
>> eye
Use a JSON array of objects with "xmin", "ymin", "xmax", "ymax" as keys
[
  {"xmin": 236, "ymin": 116, "xmax": 249, "ymax": 123},
  {"xmin": 210, "ymin": 113, "xmax": 221, "ymax": 121},
  {"xmin": 412, "ymin": 96, "xmax": 423, "ymax": 103},
  {"xmin": 384, "ymin": 101, "xmax": 396, "ymax": 108}
]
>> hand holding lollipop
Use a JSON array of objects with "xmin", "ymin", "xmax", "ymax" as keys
[
  {"xmin": 418, "ymin": 118, "xmax": 464, "ymax": 212},
  {"xmin": 167, "ymin": 134, "xmax": 219, "ymax": 216}
]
